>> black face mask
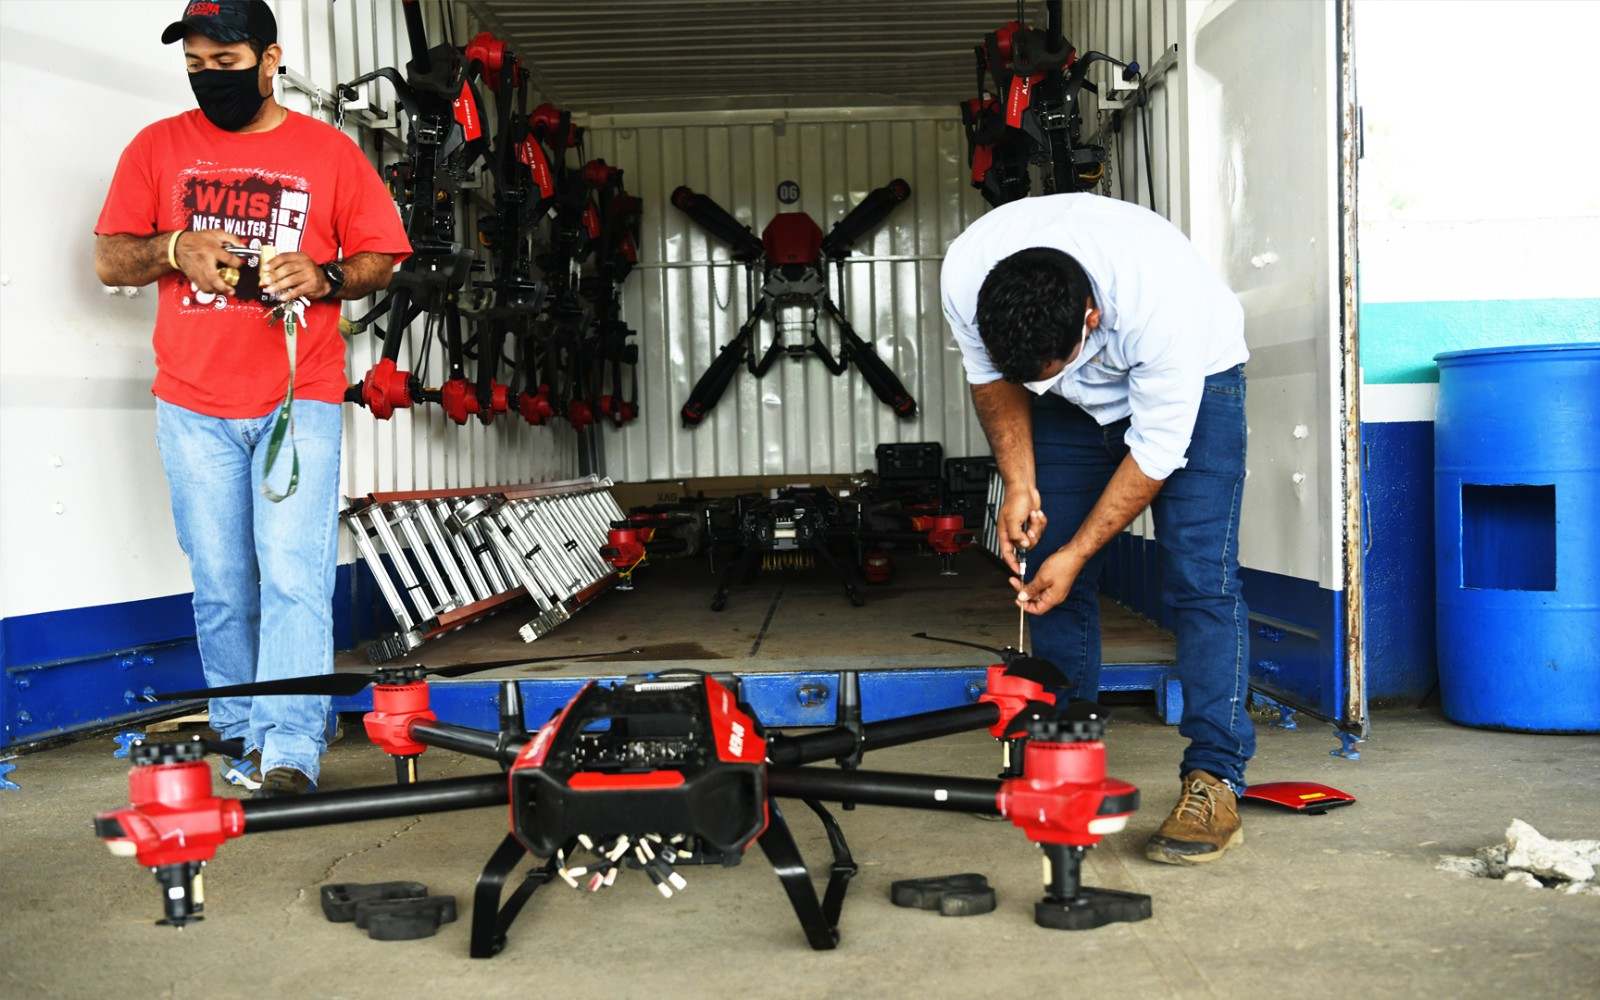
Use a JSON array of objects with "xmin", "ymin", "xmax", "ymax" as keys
[{"xmin": 189, "ymin": 66, "xmax": 266, "ymax": 132}]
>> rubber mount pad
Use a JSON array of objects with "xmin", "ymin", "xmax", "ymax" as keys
[
  {"xmin": 321, "ymin": 882, "xmax": 459, "ymax": 941},
  {"xmin": 890, "ymin": 873, "xmax": 997, "ymax": 916},
  {"xmin": 321, "ymin": 882, "xmax": 428, "ymax": 922},
  {"xmin": 356, "ymin": 896, "xmax": 458, "ymax": 941},
  {"xmin": 1034, "ymin": 887, "xmax": 1152, "ymax": 930}
]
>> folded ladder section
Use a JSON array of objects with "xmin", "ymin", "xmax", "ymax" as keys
[{"xmin": 342, "ymin": 476, "xmax": 625, "ymax": 663}]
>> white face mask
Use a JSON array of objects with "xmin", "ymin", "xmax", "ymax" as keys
[{"xmin": 1021, "ymin": 322, "xmax": 1091, "ymax": 395}]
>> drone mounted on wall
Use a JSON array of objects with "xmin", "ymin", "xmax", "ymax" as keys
[
  {"xmin": 95, "ymin": 644, "xmax": 1150, "ymax": 956},
  {"xmin": 959, "ymin": 0, "xmax": 1141, "ymax": 205},
  {"xmin": 670, "ymin": 180, "xmax": 919, "ymax": 426}
]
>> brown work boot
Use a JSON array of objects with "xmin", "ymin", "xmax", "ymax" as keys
[
  {"xmin": 1144, "ymin": 770, "xmax": 1243, "ymax": 865},
  {"xmin": 252, "ymin": 767, "xmax": 315, "ymax": 799}
]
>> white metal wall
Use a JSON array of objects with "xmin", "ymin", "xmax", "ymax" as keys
[
  {"xmin": 1065, "ymin": 0, "xmax": 1345, "ymax": 592},
  {"xmin": 0, "ymin": 0, "xmax": 573, "ymax": 622},
  {"xmin": 583, "ymin": 109, "xmax": 991, "ymax": 482}
]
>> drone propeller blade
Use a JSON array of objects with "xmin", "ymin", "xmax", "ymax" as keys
[
  {"xmin": 146, "ymin": 648, "xmax": 644, "ymax": 702},
  {"xmin": 426, "ymin": 647, "xmax": 643, "ymax": 680},
  {"xmin": 148, "ymin": 672, "xmax": 378, "ymax": 702},
  {"xmin": 910, "ymin": 632, "xmax": 1007, "ymax": 657},
  {"xmin": 1001, "ymin": 655, "xmax": 1070, "ymax": 688}
]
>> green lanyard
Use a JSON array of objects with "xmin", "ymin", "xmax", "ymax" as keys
[{"xmin": 261, "ymin": 304, "xmax": 300, "ymax": 502}]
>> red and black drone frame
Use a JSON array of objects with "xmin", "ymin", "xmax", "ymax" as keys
[
  {"xmin": 959, "ymin": 0, "xmax": 1140, "ymax": 205},
  {"xmin": 670, "ymin": 179, "xmax": 918, "ymax": 426},
  {"xmin": 96, "ymin": 651, "xmax": 1150, "ymax": 956}
]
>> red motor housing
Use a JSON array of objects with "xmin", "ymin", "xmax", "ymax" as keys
[
  {"xmin": 998, "ymin": 730, "xmax": 1139, "ymax": 847},
  {"xmin": 519, "ymin": 385, "xmax": 556, "ymax": 425},
  {"xmin": 862, "ymin": 548, "xmax": 894, "ymax": 584},
  {"xmin": 568, "ymin": 399, "xmax": 595, "ymax": 431},
  {"xmin": 476, "ymin": 381, "xmax": 511, "ymax": 426},
  {"xmin": 910, "ymin": 513, "xmax": 974, "ymax": 556},
  {"xmin": 95, "ymin": 754, "xmax": 244, "ymax": 867},
  {"xmin": 464, "ymin": 31, "xmax": 509, "ymax": 90},
  {"xmin": 978, "ymin": 663, "xmax": 1057, "ymax": 738},
  {"xmin": 357, "ymin": 358, "xmax": 414, "ymax": 420},
  {"xmin": 440, "ymin": 377, "xmax": 480, "ymax": 425},
  {"xmin": 600, "ymin": 526, "xmax": 652, "ymax": 574},
  {"xmin": 363, "ymin": 681, "xmax": 437, "ymax": 758}
]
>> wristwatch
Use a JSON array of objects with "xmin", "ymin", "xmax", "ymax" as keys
[{"xmin": 320, "ymin": 260, "xmax": 346, "ymax": 300}]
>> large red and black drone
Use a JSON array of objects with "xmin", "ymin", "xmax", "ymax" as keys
[
  {"xmin": 95, "ymin": 647, "xmax": 1150, "ymax": 956},
  {"xmin": 670, "ymin": 181, "xmax": 919, "ymax": 426},
  {"xmin": 339, "ymin": 0, "xmax": 642, "ymax": 433},
  {"xmin": 960, "ymin": 0, "xmax": 1139, "ymax": 205}
]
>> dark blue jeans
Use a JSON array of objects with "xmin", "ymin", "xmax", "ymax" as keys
[{"xmin": 1027, "ymin": 364, "xmax": 1256, "ymax": 790}]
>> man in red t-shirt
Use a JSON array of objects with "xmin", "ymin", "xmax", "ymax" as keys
[{"xmin": 94, "ymin": 1, "xmax": 411, "ymax": 798}]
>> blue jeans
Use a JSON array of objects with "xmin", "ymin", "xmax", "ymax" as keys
[
  {"xmin": 156, "ymin": 398, "xmax": 342, "ymax": 784},
  {"xmin": 1028, "ymin": 364, "xmax": 1256, "ymax": 790}
]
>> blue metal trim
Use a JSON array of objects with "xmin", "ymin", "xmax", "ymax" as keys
[
  {"xmin": 1155, "ymin": 677, "xmax": 1184, "ymax": 726},
  {"xmin": 113, "ymin": 731, "xmax": 148, "ymax": 758},
  {"xmin": 1361, "ymin": 420, "xmax": 1437, "ymax": 701},
  {"xmin": 0, "ymin": 594, "xmax": 195, "ymax": 668},
  {"xmin": 1101, "ymin": 533, "xmax": 1348, "ymax": 725},
  {"xmin": 1330, "ymin": 731, "xmax": 1363, "ymax": 760},
  {"xmin": 0, "ymin": 760, "xmax": 18, "ymax": 791},
  {"xmin": 335, "ymin": 663, "xmax": 1182, "ymax": 733},
  {"xmin": 1249, "ymin": 692, "xmax": 1299, "ymax": 731},
  {"xmin": 0, "ymin": 563, "xmax": 385, "ymax": 750},
  {"xmin": 4, "ymin": 640, "xmax": 205, "ymax": 749}
]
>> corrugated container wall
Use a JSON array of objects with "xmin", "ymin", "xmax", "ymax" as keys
[
  {"xmin": 1059, "ymin": 0, "xmax": 1191, "ymax": 562},
  {"xmin": 317, "ymin": 0, "xmax": 578, "ymax": 498},
  {"xmin": 583, "ymin": 111, "xmax": 991, "ymax": 481}
]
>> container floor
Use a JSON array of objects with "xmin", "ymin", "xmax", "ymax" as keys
[{"xmin": 338, "ymin": 549, "xmax": 1177, "ymax": 676}]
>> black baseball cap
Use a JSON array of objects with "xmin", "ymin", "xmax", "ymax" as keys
[{"xmin": 161, "ymin": 0, "xmax": 277, "ymax": 46}]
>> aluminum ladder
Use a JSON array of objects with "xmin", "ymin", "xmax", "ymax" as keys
[{"xmin": 342, "ymin": 476, "xmax": 625, "ymax": 662}]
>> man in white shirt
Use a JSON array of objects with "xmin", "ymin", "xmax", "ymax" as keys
[{"xmin": 942, "ymin": 193, "xmax": 1255, "ymax": 865}]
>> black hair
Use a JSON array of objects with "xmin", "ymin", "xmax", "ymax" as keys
[
  {"xmin": 246, "ymin": 39, "xmax": 266, "ymax": 60},
  {"xmin": 973, "ymin": 247, "xmax": 1093, "ymax": 383}
]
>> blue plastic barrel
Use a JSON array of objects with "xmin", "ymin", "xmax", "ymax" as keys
[{"xmin": 1434, "ymin": 342, "xmax": 1600, "ymax": 732}]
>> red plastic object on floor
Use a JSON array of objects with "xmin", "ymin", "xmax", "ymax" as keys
[{"xmin": 1241, "ymin": 781, "xmax": 1355, "ymax": 815}]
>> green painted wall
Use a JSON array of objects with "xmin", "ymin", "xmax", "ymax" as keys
[{"xmin": 1360, "ymin": 298, "xmax": 1600, "ymax": 384}]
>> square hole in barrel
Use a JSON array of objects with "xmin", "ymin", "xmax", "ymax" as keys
[{"xmin": 1461, "ymin": 484, "xmax": 1556, "ymax": 591}]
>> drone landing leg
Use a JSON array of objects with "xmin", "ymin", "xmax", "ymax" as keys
[
  {"xmin": 756, "ymin": 798, "xmax": 857, "ymax": 950},
  {"xmin": 710, "ymin": 543, "xmax": 759, "ymax": 612},
  {"xmin": 469, "ymin": 833, "xmax": 558, "ymax": 958},
  {"xmin": 810, "ymin": 541, "xmax": 864, "ymax": 607},
  {"xmin": 1034, "ymin": 843, "xmax": 1152, "ymax": 931}
]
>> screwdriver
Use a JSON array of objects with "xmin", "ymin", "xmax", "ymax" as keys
[{"xmin": 1015, "ymin": 545, "xmax": 1029, "ymax": 654}]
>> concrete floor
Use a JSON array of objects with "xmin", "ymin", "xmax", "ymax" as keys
[{"xmin": 3, "ymin": 706, "xmax": 1597, "ymax": 998}]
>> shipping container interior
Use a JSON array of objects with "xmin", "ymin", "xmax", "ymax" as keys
[{"xmin": 2, "ymin": 0, "xmax": 1599, "ymax": 993}]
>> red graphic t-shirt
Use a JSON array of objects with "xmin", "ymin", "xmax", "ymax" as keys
[{"xmin": 95, "ymin": 110, "xmax": 412, "ymax": 417}]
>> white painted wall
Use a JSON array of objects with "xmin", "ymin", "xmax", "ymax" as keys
[
  {"xmin": 581, "ymin": 109, "xmax": 992, "ymax": 481},
  {"xmin": 0, "ymin": 0, "xmax": 575, "ymax": 622},
  {"xmin": 1356, "ymin": 0, "xmax": 1600, "ymax": 306}
]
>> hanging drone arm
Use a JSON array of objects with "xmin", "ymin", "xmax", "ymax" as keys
[
  {"xmin": 766, "ymin": 662, "xmax": 1059, "ymax": 767},
  {"xmin": 241, "ymin": 773, "xmax": 508, "ymax": 833},
  {"xmin": 768, "ymin": 767, "xmax": 1001, "ymax": 813},
  {"xmin": 819, "ymin": 179, "xmax": 911, "ymax": 259},
  {"xmin": 766, "ymin": 702, "xmax": 999, "ymax": 767},
  {"xmin": 822, "ymin": 298, "xmax": 917, "ymax": 418},
  {"xmin": 681, "ymin": 297, "xmax": 765, "ymax": 425},
  {"xmin": 671, "ymin": 186, "xmax": 766, "ymax": 261}
]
